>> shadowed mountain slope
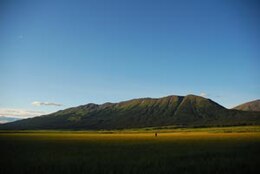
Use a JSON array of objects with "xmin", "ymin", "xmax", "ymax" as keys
[{"xmin": 1, "ymin": 95, "xmax": 260, "ymax": 130}]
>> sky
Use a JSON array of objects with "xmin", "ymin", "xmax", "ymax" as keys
[{"xmin": 0, "ymin": 0, "xmax": 259, "ymax": 118}]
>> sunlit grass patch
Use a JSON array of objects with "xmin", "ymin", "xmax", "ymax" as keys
[{"xmin": 0, "ymin": 126, "xmax": 260, "ymax": 174}]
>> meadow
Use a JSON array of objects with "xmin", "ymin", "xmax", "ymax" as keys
[{"xmin": 0, "ymin": 126, "xmax": 260, "ymax": 174}]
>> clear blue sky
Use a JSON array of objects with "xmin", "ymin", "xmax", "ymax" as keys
[{"xmin": 0, "ymin": 0, "xmax": 259, "ymax": 117}]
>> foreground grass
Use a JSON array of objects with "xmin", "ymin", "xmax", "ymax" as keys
[{"xmin": 1, "ymin": 126, "xmax": 260, "ymax": 174}]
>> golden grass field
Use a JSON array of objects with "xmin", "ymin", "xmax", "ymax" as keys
[{"xmin": 1, "ymin": 126, "xmax": 260, "ymax": 174}]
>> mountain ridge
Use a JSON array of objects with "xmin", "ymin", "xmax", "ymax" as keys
[
  {"xmin": 0, "ymin": 116, "xmax": 21, "ymax": 124},
  {"xmin": 1, "ymin": 94, "xmax": 259, "ymax": 130},
  {"xmin": 233, "ymin": 100, "xmax": 260, "ymax": 112}
]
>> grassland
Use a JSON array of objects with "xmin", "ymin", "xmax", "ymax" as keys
[{"xmin": 1, "ymin": 126, "xmax": 260, "ymax": 174}]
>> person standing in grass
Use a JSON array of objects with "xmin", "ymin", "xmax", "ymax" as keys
[{"xmin": 155, "ymin": 132, "xmax": 157, "ymax": 137}]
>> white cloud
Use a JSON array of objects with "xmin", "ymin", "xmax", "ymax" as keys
[
  {"xmin": 32, "ymin": 101, "xmax": 63, "ymax": 107},
  {"xmin": 200, "ymin": 92, "xmax": 208, "ymax": 98},
  {"xmin": 0, "ymin": 108, "xmax": 48, "ymax": 118}
]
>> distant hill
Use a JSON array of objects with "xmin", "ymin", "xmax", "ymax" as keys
[
  {"xmin": 233, "ymin": 100, "xmax": 260, "ymax": 112},
  {"xmin": 1, "ymin": 95, "xmax": 260, "ymax": 130},
  {"xmin": 0, "ymin": 116, "xmax": 21, "ymax": 124}
]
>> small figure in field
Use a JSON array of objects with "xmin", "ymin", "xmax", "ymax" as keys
[{"xmin": 155, "ymin": 132, "xmax": 157, "ymax": 137}]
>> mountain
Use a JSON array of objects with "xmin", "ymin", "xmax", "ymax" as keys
[
  {"xmin": 233, "ymin": 100, "xmax": 260, "ymax": 112},
  {"xmin": 0, "ymin": 116, "xmax": 21, "ymax": 124},
  {"xmin": 1, "ymin": 95, "xmax": 260, "ymax": 130}
]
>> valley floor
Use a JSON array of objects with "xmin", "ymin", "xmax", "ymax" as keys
[{"xmin": 0, "ymin": 126, "xmax": 260, "ymax": 174}]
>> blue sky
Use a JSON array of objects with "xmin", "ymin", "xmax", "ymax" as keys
[{"xmin": 0, "ymin": 0, "xmax": 259, "ymax": 118}]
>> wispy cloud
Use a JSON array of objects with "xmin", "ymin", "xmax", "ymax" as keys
[
  {"xmin": 200, "ymin": 92, "xmax": 208, "ymax": 98},
  {"xmin": 215, "ymin": 95, "xmax": 222, "ymax": 98},
  {"xmin": 32, "ymin": 101, "xmax": 63, "ymax": 107},
  {"xmin": 0, "ymin": 108, "xmax": 48, "ymax": 118}
]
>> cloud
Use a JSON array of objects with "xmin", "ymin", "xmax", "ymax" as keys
[
  {"xmin": 200, "ymin": 92, "xmax": 208, "ymax": 98},
  {"xmin": 215, "ymin": 95, "xmax": 222, "ymax": 98},
  {"xmin": 32, "ymin": 101, "xmax": 63, "ymax": 107},
  {"xmin": 0, "ymin": 108, "xmax": 48, "ymax": 118}
]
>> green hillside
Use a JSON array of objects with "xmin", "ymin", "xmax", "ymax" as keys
[{"xmin": 1, "ymin": 95, "xmax": 260, "ymax": 130}]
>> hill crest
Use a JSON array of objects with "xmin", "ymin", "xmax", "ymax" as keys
[
  {"xmin": 0, "ymin": 94, "xmax": 259, "ymax": 130},
  {"xmin": 233, "ymin": 100, "xmax": 260, "ymax": 112}
]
